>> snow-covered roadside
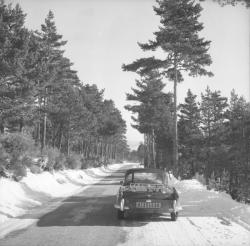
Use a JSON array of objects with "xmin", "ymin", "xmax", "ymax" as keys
[
  {"xmin": 0, "ymin": 162, "xmax": 135, "ymax": 238},
  {"xmin": 175, "ymin": 178, "xmax": 250, "ymax": 230}
]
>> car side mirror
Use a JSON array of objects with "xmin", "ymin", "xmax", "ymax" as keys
[{"xmin": 120, "ymin": 180, "xmax": 124, "ymax": 185}]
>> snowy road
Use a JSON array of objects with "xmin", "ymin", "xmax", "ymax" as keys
[{"xmin": 0, "ymin": 165, "xmax": 250, "ymax": 246}]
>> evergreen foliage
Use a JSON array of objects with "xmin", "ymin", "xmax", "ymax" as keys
[
  {"xmin": 178, "ymin": 88, "xmax": 250, "ymax": 201},
  {"xmin": 0, "ymin": 1, "xmax": 35, "ymax": 133},
  {"xmin": 199, "ymin": 87, "xmax": 228, "ymax": 182},
  {"xmin": 125, "ymin": 71, "xmax": 173, "ymax": 168},
  {"xmin": 178, "ymin": 89, "xmax": 202, "ymax": 177},
  {"xmin": 0, "ymin": 1, "xmax": 129, "ymax": 175},
  {"xmin": 208, "ymin": 0, "xmax": 250, "ymax": 8}
]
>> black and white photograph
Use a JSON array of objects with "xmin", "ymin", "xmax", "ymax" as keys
[{"xmin": 0, "ymin": 0, "xmax": 249, "ymax": 245}]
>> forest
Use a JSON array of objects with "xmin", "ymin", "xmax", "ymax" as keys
[
  {"xmin": 127, "ymin": 78, "xmax": 250, "ymax": 201},
  {"xmin": 0, "ymin": 1, "xmax": 129, "ymax": 178}
]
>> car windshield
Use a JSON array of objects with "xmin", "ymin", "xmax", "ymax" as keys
[{"xmin": 125, "ymin": 172, "xmax": 163, "ymax": 184}]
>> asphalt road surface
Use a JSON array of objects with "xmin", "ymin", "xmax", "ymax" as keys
[{"xmin": 1, "ymin": 164, "xmax": 250, "ymax": 246}]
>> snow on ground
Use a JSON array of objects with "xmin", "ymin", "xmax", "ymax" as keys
[
  {"xmin": 175, "ymin": 178, "xmax": 250, "ymax": 230},
  {"xmin": 118, "ymin": 216, "xmax": 250, "ymax": 246},
  {"xmin": 1, "ymin": 163, "xmax": 249, "ymax": 245},
  {"xmin": 0, "ymin": 178, "xmax": 42, "ymax": 221},
  {"xmin": 0, "ymin": 162, "xmax": 134, "ymax": 238}
]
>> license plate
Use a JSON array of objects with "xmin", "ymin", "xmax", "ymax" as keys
[{"xmin": 136, "ymin": 202, "xmax": 161, "ymax": 208}]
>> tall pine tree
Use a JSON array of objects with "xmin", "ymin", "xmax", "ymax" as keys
[
  {"xmin": 34, "ymin": 10, "xmax": 67, "ymax": 151},
  {"xmin": 125, "ymin": 71, "xmax": 173, "ymax": 168},
  {"xmin": 0, "ymin": 1, "xmax": 35, "ymax": 132},
  {"xmin": 178, "ymin": 89, "xmax": 202, "ymax": 176},
  {"xmin": 200, "ymin": 86, "xmax": 228, "ymax": 183},
  {"xmin": 123, "ymin": 0, "xmax": 213, "ymax": 169}
]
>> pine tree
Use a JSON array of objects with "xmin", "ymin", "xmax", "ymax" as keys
[
  {"xmin": 0, "ymin": 1, "xmax": 36, "ymax": 132},
  {"xmin": 123, "ymin": 0, "xmax": 213, "ymax": 169},
  {"xmin": 178, "ymin": 89, "xmax": 202, "ymax": 176},
  {"xmin": 125, "ymin": 71, "xmax": 173, "ymax": 168},
  {"xmin": 225, "ymin": 90, "xmax": 250, "ymax": 199},
  {"xmin": 34, "ymin": 10, "xmax": 67, "ymax": 150},
  {"xmin": 200, "ymin": 86, "xmax": 228, "ymax": 183},
  {"xmin": 0, "ymin": 1, "xmax": 129, "ymax": 169}
]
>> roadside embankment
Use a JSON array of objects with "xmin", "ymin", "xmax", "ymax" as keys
[{"xmin": 0, "ymin": 163, "xmax": 132, "ymax": 225}]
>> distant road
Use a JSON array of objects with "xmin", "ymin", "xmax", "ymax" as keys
[{"xmin": 1, "ymin": 164, "xmax": 249, "ymax": 246}]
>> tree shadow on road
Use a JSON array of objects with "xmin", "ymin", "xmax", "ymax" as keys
[{"xmin": 36, "ymin": 195, "xmax": 171, "ymax": 228}]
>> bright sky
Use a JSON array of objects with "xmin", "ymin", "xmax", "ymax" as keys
[{"xmin": 10, "ymin": 0, "xmax": 250, "ymax": 150}]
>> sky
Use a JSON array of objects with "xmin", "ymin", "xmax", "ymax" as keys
[{"xmin": 9, "ymin": 0, "xmax": 250, "ymax": 150}]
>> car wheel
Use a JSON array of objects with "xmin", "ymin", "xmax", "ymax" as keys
[
  {"xmin": 117, "ymin": 209, "xmax": 124, "ymax": 219},
  {"xmin": 117, "ymin": 210, "xmax": 129, "ymax": 220},
  {"xmin": 123, "ymin": 210, "xmax": 129, "ymax": 219},
  {"xmin": 170, "ymin": 212, "xmax": 178, "ymax": 221}
]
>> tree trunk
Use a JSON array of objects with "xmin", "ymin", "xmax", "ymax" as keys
[
  {"xmin": 147, "ymin": 134, "xmax": 151, "ymax": 167},
  {"xmin": 86, "ymin": 143, "xmax": 89, "ymax": 159},
  {"xmin": 144, "ymin": 134, "xmax": 148, "ymax": 167},
  {"xmin": 0, "ymin": 123, "xmax": 4, "ymax": 134},
  {"xmin": 97, "ymin": 141, "xmax": 101, "ymax": 158},
  {"xmin": 52, "ymin": 125, "xmax": 56, "ymax": 148},
  {"xmin": 67, "ymin": 133, "xmax": 70, "ymax": 156},
  {"xmin": 81, "ymin": 140, "xmax": 84, "ymax": 155},
  {"xmin": 19, "ymin": 118, "xmax": 23, "ymax": 132},
  {"xmin": 58, "ymin": 129, "xmax": 62, "ymax": 151},
  {"xmin": 42, "ymin": 91, "xmax": 47, "ymax": 152},
  {"xmin": 152, "ymin": 129, "xmax": 156, "ymax": 168},
  {"xmin": 114, "ymin": 144, "xmax": 117, "ymax": 161},
  {"xmin": 173, "ymin": 63, "xmax": 178, "ymax": 169},
  {"xmin": 101, "ymin": 141, "xmax": 104, "ymax": 159},
  {"xmin": 36, "ymin": 122, "xmax": 40, "ymax": 145},
  {"xmin": 36, "ymin": 89, "xmax": 41, "ymax": 146},
  {"xmin": 205, "ymin": 118, "xmax": 211, "ymax": 185},
  {"xmin": 105, "ymin": 142, "xmax": 109, "ymax": 160},
  {"xmin": 43, "ymin": 113, "xmax": 47, "ymax": 151},
  {"xmin": 67, "ymin": 116, "xmax": 71, "ymax": 156}
]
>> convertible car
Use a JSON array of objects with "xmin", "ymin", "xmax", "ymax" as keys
[{"xmin": 114, "ymin": 168, "xmax": 180, "ymax": 221}]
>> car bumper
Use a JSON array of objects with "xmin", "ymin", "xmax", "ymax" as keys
[
  {"xmin": 114, "ymin": 204, "xmax": 176, "ymax": 212},
  {"xmin": 114, "ymin": 199, "xmax": 179, "ymax": 213},
  {"xmin": 114, "ymin": 204, "xmax": 130, "ymax": 210}
]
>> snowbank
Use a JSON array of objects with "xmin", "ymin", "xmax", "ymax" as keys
[
  {"xmin": 177, "ymin": 179, "xmax": 206, "ymax": 191},
  {"xmin": 0, "ymin": 163, "xmax": 125, "ymax": 225},
  {"xmin": 175, "ymin": 178, "xmax": 250, "ymax": 230},
  {"xmin": 0, "ymin": 178, "xmax": 41, "ymax": 222},
  {"xmin": 167, "ymin": 172, "xmax": 179, "ymax": 186}
]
